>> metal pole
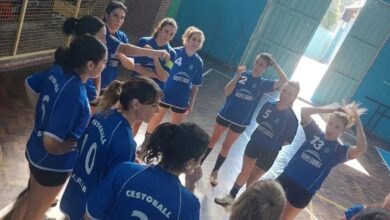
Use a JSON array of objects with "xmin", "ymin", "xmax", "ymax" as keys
[
  {"xmin": 12, "ymin": 0, "xmax": 29, "ymax": 56},
  {"xmin": 66, "ymin": 0, "xmax": 83, "ymax": 46}
]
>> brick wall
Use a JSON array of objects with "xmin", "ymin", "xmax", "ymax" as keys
[{"xmin": 123, "ymin": 0, "xmax": 172, "ymax": 42}]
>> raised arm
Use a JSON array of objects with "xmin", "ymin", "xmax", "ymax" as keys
[
  {"xmin": 224, "ymin": 66, "xmax": 246, "ymax": 97},
  {"xmin": 272, "ymin": 58, "xmax": 288, "ymax": 90},
  {"xmin": 347, "ymin": 111, "xmax": 367, "ymax": 159},
  {"xmin": 118, "ymin": 44, "xmax": 169, "ymax": 60},
  {"xmin": 133, "ymin": 64, "xmax": 160, "ymax": 79},
  {"xmin": 116, "ymin": 52, "xmax": 134, "ymax": 70}
]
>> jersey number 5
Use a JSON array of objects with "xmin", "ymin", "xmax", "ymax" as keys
[
  {"xmin": 263, "ymin": 109, "xmax": 272, "ymax": 119},
  {"xmin": 80, "ymin": 134, "xmax": 97, "ymax": 175}
]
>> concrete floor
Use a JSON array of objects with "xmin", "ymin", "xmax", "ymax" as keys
[{"xmin": 0, "ymin": 61, "xmax": 389, "ymax": 220}]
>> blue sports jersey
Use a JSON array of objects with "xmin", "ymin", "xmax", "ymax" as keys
[
  {"xmin": 26, "ymin": 69, "xmax": 91, "ymax": 172},
  {"xmin": 25, "ymin": 65, "xmax": 62, "ymax": 95},
  {"xmin": 60, "ymin": 109, "xmax": 136, "ymax": 220},
  {"xmin": 134, "ymin": 36, "xmax": 176, "ymax": 89},
  {"xmin": 100, "ymin": 31, "xmax": 125, "ymax": 90},
  {"xmin": 218, "ymin": 71, "xmax": 275, "ymax": 127},
  {"xmin": 86, "ymin": 163, "xmax": 200, "ymax": 220},
  {"xmin": 282, "ymin": 120, "xmax": 350, "ymax": 194},
  {"xmin": 250, "ymin": 101, "xmax": 298, "ymax": 150},
  {"xmin": 162, "ymin": 47, "xmax": 203, "ymax": 109},
  {"xmin": 345, "ymin": 204, "xmax": 364, "ymax": 220}
]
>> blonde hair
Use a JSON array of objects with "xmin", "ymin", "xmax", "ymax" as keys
[
  {"xmin": 230, "ymin": 180, "xmax": 286, "ymax": 220},
  {"xmin": 152, "ymin": 17, "xmax": 177, "ymax": 38},
  {"xmin": 330, "ymin": 101, "xmax": 367, "ymax": 129},
  {"xmin": 182, "ymin": 26, "xmax": 205, "ymax": 48},
  {"xmin": 97, "ymin": 78, "xmax": 162, "ymax": 113}
]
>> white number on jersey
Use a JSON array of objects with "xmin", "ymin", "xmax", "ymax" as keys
[
  {"xmin": 310, "ymin": 135, "xmax": 324, "ymax": 150},
  {"xmin": 80, "ymin": 134, "xmax": 98, "ymax": 175},
  {"xmin": 41, "ymin": 95, "xmax": 50, "ymax": 123},
  {"xmin": 174, "ymin": 57, "xmax": 183, "ymax": 66},
  {"xmin": 238, "ymin": 76, "xmax": 248, "ymax": 85},
  {"xmin": 131, "ymin": 210, "xmax": 148, "ymax": 220},
  {"xmin": 263, "ymin": 109, "xmax": 272, "ymax": 119}
]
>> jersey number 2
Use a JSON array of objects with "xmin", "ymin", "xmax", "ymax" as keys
[{"xmin": 238, "ymin": 76, "xmax": 247, "ymax": 85}]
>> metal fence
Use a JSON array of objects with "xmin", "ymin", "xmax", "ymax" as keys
[{"xmin": 0, "ymin": 0, "xmax": 110, "ymax": 61}]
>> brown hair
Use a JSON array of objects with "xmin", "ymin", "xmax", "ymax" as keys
[
  {"xmin": 182, "ymin": 26, "xmax": 205, "ymax": 48},
  {"xmin": 230, "ymin": 180, "xmax": 286, "ymax": 220},
  {"xmin": 152, "ymin": 17, "xmax": 177, "ymax": 38},
  {"xmin": 256, "ymin": 53, "xmax": 274, "ymax": 67},
  {"xmin": 97, "ymin": 77, "xmax": 162, "ymax": 113}
]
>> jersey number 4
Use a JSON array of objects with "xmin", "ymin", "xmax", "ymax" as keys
[{"xmin": 174, "ymin": 57, "xmax": 183, "ymax": 66}]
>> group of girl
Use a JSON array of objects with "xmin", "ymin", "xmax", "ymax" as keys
[{"xmin": 5, "ymin": 1, "xmax": 371, "ymax": 220}]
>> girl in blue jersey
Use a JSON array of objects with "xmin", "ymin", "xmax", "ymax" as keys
[
  {"xmin": 131, "ymin": 17, "xmax": 177, "ymax": 136},
  {"xmin": 277, "ymin": 102, "xmax": 367, "ymax": 220},
  {"xmin": 138, "ymin": 26, "xmax": 205, "ymax": 159},
  {"xmin": 60, "ymin": 77, "xmax": 162, "ymax": 220},
  {"xmin": 215, "ymin": 81, "xmax": 300, "ymax": 206},
  {"xmin": 9, "ymin": 35, "xmax": 107, "ymax": 220},
  {"xmin": 62, "ymin": 15, "xmax": 169, "ymax": 103},
  {"xmin": 201, "ymin": 53, "xmax": 288, "ymax": 187},
  {"xmin": 85, "ymin": 122, "xmax": 209, "ymax": 220}
]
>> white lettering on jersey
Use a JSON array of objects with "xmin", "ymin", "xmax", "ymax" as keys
[
  {"xmin": 91, "ymin": 119, "xmax": 107, "ymax": 145},
  {"xmin": 48, "ymin": 75, "xmax": 59, "ymax": 93},
  {"xmin": 257, "ymin": 122, "xmax": 274, "ymax": 138},
  {"xmin": 126, "ymin": 190, "xmax": 172, "ymax": 218}
]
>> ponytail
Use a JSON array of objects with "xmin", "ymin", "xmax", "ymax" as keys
[
  {"xmin": 331, "ymin": 101, "xmax": 367, "ymax": 129},
  {"xmin": 97, "ymin": 77, "xmax": 162, "ymax": 114},
  {"xmin": 97, "ymin": 80, "xmax": 123, "ymax": 113},
  {"xmin": 62, "ymin": 15, "xmax": 105, "ymax": 37},
  {"xmin": 143, "ymin": 122, "xmax": 209, "ymax": 172}
]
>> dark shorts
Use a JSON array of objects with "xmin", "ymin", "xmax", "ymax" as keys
[
  {"xmin": 159, "ymin": 102, "xmax": 187, "ymax": 114},
  {"xmin": 29, "ymin": 162, "xmax": 70, "ymax": 187},
  {"xmin": 277, "ymin": 173, "xmax": 314, "ymax": 209},
  {"xmin": 216, "ymin": 115, "xmax": 246, "ymax": 133},
  {"xmin": 244, "ymin": 138, "xmax": 279, "ymax": 171}
]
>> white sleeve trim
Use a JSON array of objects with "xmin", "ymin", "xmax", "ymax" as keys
[
  {"xmin": 25, "ymin": 77, "xmax": 39, "ymax": 95},
  {"xmin": 43, "ymin": 131, "xmax": 64, "ymax": 143},
  {"xmin": 301, "ymin": 119, "xmax": 313, "ymax": 128},
  {"xmin": 85, "ymin": 204, "xmax": 101, "ymax": 220}
]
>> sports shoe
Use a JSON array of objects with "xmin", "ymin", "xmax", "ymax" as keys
[
  {"xmin": 214, "ymin": 194, "xmax": 234, "ymax": 207},
  {"xmin": 209, "ymin": 170, "xmax": 218, "ymax": 187}
]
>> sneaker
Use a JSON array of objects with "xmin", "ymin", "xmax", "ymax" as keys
[
  {"xmin": 214, "ymin": 194, "xmax": 234, "ymax": 207},
  {"xmin": 209, "ymin": 170, "xmax": 218, "ymax": 187}
]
